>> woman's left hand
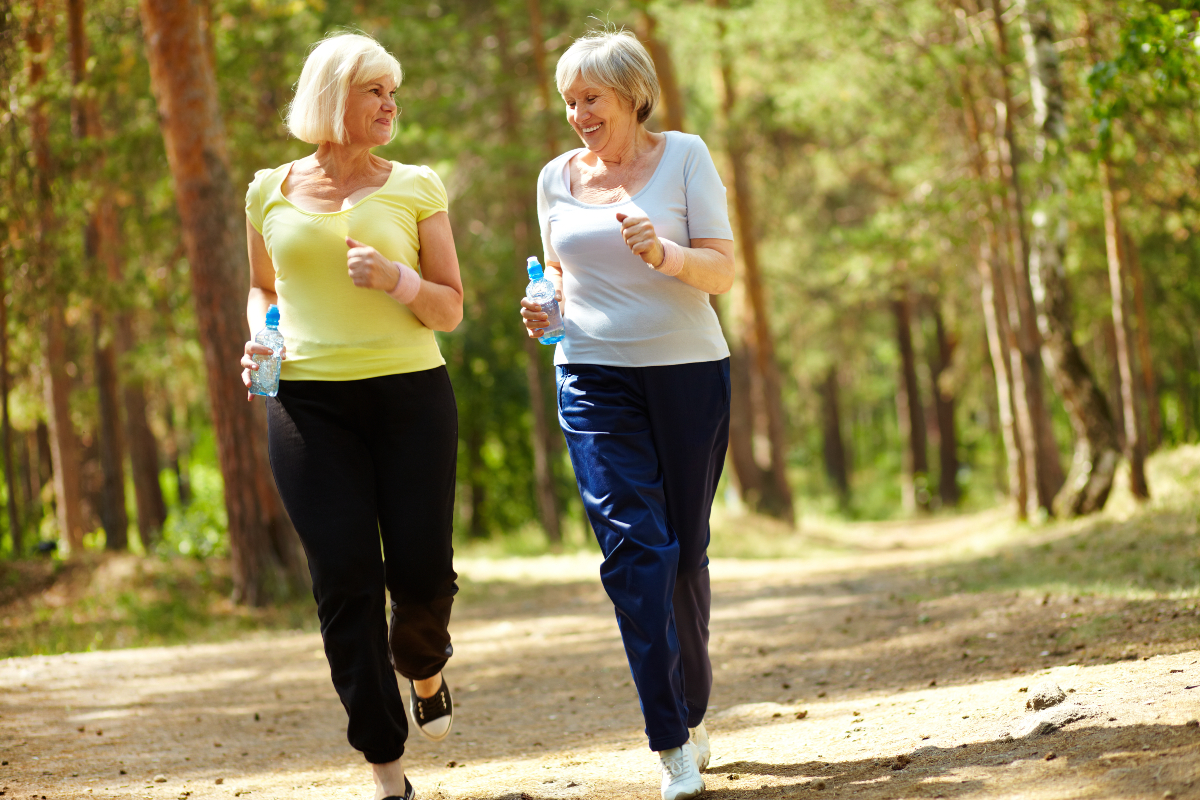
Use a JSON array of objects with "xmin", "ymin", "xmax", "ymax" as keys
[
  {"xmin": 616, "ymin": 211, "xmax": 664, "ymax": 268},
  {"xmin": 346, "ymin": 236, "xmax": 401, "ymax": 291}
]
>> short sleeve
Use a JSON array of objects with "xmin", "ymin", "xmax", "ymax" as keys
[
  {"xmin": 413, "ymin": 166, "xmax": 449, "ymax": 222},
  {"xmin": 245, "ymin": 169, "xmax": 270, "ymax": 234},
  {"xmin": 682, "ymin": 136, "xmax": 735, "ymax": 241},
  {"xmin": 537, "ymin": 164, "xmax": 559, "ymax": 264}
]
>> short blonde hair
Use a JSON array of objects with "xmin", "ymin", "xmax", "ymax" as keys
[
  {"xmin": 555, "ymin": 29, "xmax": 659, "ymax": 124},
  {"xmin": 287, "ymin": 33, "xmax": 402, "ymax": 145}
]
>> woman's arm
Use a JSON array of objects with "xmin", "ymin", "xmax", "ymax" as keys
[
  {"xmin": 617, "ymin": 211, "xmax": 735, "ymax": 295},
  {"xmin": 345, "ymin": 211, "xmax": 464, "ymax": 332},
  {"xmin": 241, "ymin": 219, "xmax": 280, "ymax": 399}
]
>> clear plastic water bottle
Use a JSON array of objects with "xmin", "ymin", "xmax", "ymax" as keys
[
  {"xmin": 249, "ymin": 304, "xmax": 284, "ymax": 397},
  {"xmin": 526, "ymin": 257, "xmax": 564, "ymax": 345}
]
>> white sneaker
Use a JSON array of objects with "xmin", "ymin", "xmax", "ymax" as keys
[
  {"xmin": 659, "ymin": 743, "xmax": 705, "ymax": 800},
  {"xmin": 689, "ymin": 722, "xmax": 710, "ymax": 771}
]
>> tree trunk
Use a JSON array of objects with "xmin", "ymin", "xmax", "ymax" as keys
[
  {"xmin": 28, "ymin": 0, "xmax": 86, "ymax": 554},
  {"xmin": 0, "ymin": 253, "xmax": 19, "ymax": 557},
  {"xmin": 893, "ymin": 292, "xmax": 929, "ymax": 513},
  {"xmin": 930, "ymin": 306, "xmax": 960, "ymax": 508},
  {"xmin": 163, "ymin": 402, "xmax": 192, "ymax": 508},
  {"xmin": 69, "ymin": 0, "xmax": 129, "ymax": 550},
  {"xmin": 1122, "ymin": 234, "xmax": 1159, "ymax": 450},
  {"xmin": 637, "ymin": 5, "xmax": 685, "ymax": 133},
  {"xmin": 1100, "ymin": 161, "xmax": 1148, "ymax": 500},
  {"xmin": 1018, "ymin": 0, "xmax": 1119, "ymax": 517},
  {"xmin": 123, "ymin": 363, "xmax": 167, "ymax": 545},
  {"xmin": 988, "ymin": 0, "xmax": 1064, "ymax": 513},
  {"xmin": 715, "ymin": 7, "xmax": 793, "ymax": 523},
  {"xmin": 139, "ymin": 0, "xmax": 303, "ymax": 603},
  {"xmin": 818, "ymin": 366, "xmax": 850, "ymax": 507},
  {"xmin": 956, "ymin": 68, "xmax": 1028, "ymax": 516},
  {"xmin": 499, "ymin": 10, "xmax": 562, "ymax": 544}
]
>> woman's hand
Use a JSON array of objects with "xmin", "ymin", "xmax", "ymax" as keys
[
  {"xmin": 347, "ymin": 236, "xmax": 402, "ymax": 291},
  {"xmin": 239, "ymin": 340, "xmax": 286, "ymax": 401},
  {"xmin": 519, "ymin": 291, "xmax": 562, "ymax": 339},
  {"xmin": 615, "ymin": 210, "xmax": 664, "ymax": 268}
]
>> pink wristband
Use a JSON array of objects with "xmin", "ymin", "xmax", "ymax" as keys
[
  {"xmin": 654, "ymin": 238, "xmax": 684, "ymax": 277},
  {"xmin": 387, "ymin": 262, "xmax": 421, "ymax": 305}
]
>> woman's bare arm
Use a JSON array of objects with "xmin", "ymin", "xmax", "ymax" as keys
[{"xmin": 407, "ymin": 211, "xmax": 464, "ymax": 332}]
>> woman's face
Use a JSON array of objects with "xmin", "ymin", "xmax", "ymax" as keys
[
  {"xmin": 342, "ymin": 75, "xmax": 398, "ymax": 147},
  {"xmin": 562, "ymin": 75, "xmax": 638, "ymax": 155}
]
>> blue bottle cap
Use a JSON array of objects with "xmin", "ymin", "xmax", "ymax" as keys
[
  {"xmin": 526, "ymin": 256, "xmax": 543, "ymax": 280},
  {"xmin": 266, "ymin": 304, "xmax": 280, "ymax": 327}
]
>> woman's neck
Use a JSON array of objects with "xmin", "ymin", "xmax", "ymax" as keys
[
  {"xmin": 593, "ymin": 124, "xmax": 657, "ymax": 170},
  {"xmin": 313, "ymin": 142, "xmax": 380, "ymax": 183}
]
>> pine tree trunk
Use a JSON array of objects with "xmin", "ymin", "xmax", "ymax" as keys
[
  {"xmin": 139, "ymin": 0, "xmax": 303, "ymax": 603},
  {"xmin": 637, "ymin": 6, "xmax": 685, "ymax": 133},
  {"xmin": 1123, "ymin": 234, "xmax": 1159, "ymax": 449},
  {"xmin": 956, "ymin": 68, "xmax": 1028, "ymax": 516},
  {"xmin": 1100, "ymin": 161, "xmax": 1148, "ymax": 500},
  {"xmin": 69, "ymin": 0, "xmax": 129, "ymax": 550},
  {"xmin": 931, "ymin": 307, "xmax": 960, "ymax": 508},
  {"xmin": 819, "ymin": 366, "xmax": 850, "ymax": 507},
  {"xmin": 120, "ymin": 322, "xmax": 167, "ymax": 546},
  {"xmin": 989, "ymin": 0, "xmax": 1064, "ymax": 514},
  {"xmin": 0, "ymin": 253, "xmax": 19, "ymax": 557},
  {"xmin": 28, "ymin": 0, "xmax": 85, "ymax": 554},
  {"xmin": 893, "ymin": 292, "xmax": 929, "ymax": 513},
  {"xmin": 1018, "ymin": 0, "xmax": 1120, "ymax": 517},
  {"xmin": 499, "ymin": 11, "xmax": 561, "ymax": 544},
  {"xmin": 715, "ymin": 10, "xmax": 793, "ymax": 523}
]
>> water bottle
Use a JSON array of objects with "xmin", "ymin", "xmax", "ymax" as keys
[
  {"xmin": 249, "ymin": 304, "xmax": 284, "ymax": 397},
  {"xmin": 526, "ymin": 257, "xmax": 564, "ymax": 345}
]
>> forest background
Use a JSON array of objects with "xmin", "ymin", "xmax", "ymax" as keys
[{"xmin": 0, "ymin": 0, "xmax": 1197, "ymax": 608}]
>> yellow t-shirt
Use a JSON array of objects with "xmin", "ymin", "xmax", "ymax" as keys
[{"xmin": 245, "ymin": 161, "xmax": 448, "ymax": 381}]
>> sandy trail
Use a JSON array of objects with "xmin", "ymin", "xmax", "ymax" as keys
[{"xmin": 3, "ymin": 512, "xmax": 1200, "ymax": 800}]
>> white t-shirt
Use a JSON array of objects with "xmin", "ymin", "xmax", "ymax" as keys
[{"xmin": 537, "ymin": 131, "xmax": 734, "ymax": 367}]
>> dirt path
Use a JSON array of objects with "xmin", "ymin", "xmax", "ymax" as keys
[{"xmin": 3, "ymin": 511, "xmax": 1200, "ymax": 800}]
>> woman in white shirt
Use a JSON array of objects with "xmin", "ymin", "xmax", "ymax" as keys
[{"xmin": 520, "ymin": 29, "xmax": 735, "ymax": 800}]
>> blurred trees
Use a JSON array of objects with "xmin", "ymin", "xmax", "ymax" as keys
[{"xmin": 0, "ymin": 0, "xmax": 1197, "ymax": 580}]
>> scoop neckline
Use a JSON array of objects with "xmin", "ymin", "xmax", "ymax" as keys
[
  {"xmin": 278, "ymin": 160, "xmax": 397, "ymax": 216},
  {"xmin": 560, "ymin": 131, "xmax": 674, "ymax": 208}
]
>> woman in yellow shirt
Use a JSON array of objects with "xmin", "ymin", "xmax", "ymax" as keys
[{"xmin": 239, "ymin": 33, "xmax": 461, "ymax": 800}]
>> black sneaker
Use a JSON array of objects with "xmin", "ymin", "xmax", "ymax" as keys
[
  {"xmin": 382, "ymin": 777, "xmax": 415, "ymax": 800},
  {"xmin": 408, "ymin": 676, "xmax": 453, "ymax": 741}
]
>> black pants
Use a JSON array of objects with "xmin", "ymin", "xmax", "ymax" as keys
[{"xmin": 266, "ymin": 367, "xmax": 458, "ymax": 764}]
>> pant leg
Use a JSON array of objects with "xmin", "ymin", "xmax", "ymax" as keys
[
  {"xmin": 643, "ymin": 359, "xmax": 730, "ymax": 728},
  {"xmin": 363, "ymin": 367, "xmax": 459, "ymax": 681},
  {"xmin": 267, "ymin": 380, "xmax": 407, "ymax": 764},
  {"xmin": 557, "ymin": 364, "xmax": 689, "ymax": 752}
]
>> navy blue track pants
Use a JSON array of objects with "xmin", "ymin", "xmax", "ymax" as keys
[{"xmin": 557, "ymin": 359, "xmax": 730, "ymax": 751}]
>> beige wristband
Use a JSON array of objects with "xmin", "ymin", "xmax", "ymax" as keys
[
  {"xmin": 654, "ymin": 238, "xmax": 684, "ymax": 277},
  {"xmin": 387, "ymin": 262, "xmax": 421, "ymax": 305}
]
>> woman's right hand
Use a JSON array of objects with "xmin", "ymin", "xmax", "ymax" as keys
[
  {"xmin": 240, "ymin": 340, "xmax": 284, "ymax": 401},
  {"xmin": 519, "ymin": 291, "xmax": 562, "ymax": 339}
]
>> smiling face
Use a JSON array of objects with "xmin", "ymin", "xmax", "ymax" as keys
[
  {"xmin": 342, "ymin": 76, "xmax": 398, "ymax": 147},
  {"xmin": 562, "ymin": 74, "xmax": 639, "ymax": 157}
]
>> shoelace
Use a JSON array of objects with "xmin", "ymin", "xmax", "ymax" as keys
[
  {"xmin": 415, "ymin": 687, "xmax": 447, "ymax": 721},
  {"xmin": 661, "ymin": 750, "xmax": 692, "ymax": 779}
]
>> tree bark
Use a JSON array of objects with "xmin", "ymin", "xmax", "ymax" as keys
[
  {"xmin": 500, "ymin": 9, "xmax": 562, "ymax": 544},
  {"xmin": 139, "ymin": 0, "xmax": 303, "ymax": 603},
  {"xmin": 818, "ymin": 366, "xmax": 850, "ymax": 507},
  {"xmin": 988, "ymin": 0, "xmax": 1064, "ymax": 512},
  {"xmin": 28, "ymin": 0, "xmax": 85, "ymax": 553},
  {"xmin": 637, "ymin": 6, "xmax": 685, "ymax": 133},
  {"xmin": 69, "ymin": 0, "xmax": 129, "ymax": 550},
  {"xmin": 930, "ymin": 306, "xmax": 960, "ymax": 508},
  {"xmin": 1018, "ymin": 0, "xmax": 1119, "ymax": 517},
  {"xmin": 715, "ymin": 7, "xmax": 793, "ymax": 523},
  {"xmin": 0, "ymin": 252, "xmax": 19, "ymax": 557},
  {"xmin": 956, "ymin": 68, "xmax": 1028, "ymax": 516},
  {"xmin": 893, "ymin": 292, "xmax": 929, "ymax": 513},
  {"xmin": 1122, "ymin": 233, "xmax": 1159, "ymax": 450},
  {"xmin": 1100, "ymin": 161, "xmax": 1148, "ymax": 500}
]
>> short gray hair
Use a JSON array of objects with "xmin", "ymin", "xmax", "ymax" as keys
[
  {"xmin": 287, "ymin": 33, "xmax": 402, "ymax": 145},
  {"xmin": 555, "ymin": 30, "xmax": 659, "ymax": 124}
]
